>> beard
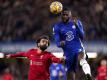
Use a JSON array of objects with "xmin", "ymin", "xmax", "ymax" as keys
[{"xmin": 39, "ymin": 45, "xmax": 48, "ymax": 51}]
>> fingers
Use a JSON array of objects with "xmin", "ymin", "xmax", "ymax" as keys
[
  {"xmin": 6, "ymin": 55, "xmax": 11, "ymax": 58},
  {"xmin": 60, "ymin": 41, "xmax": 65, "ymax": 47},
  {"xmin": 0, "ymin": 53, "xmax": 11, "ymax": 58},
  {"xmin": 60, "ymin": 56, "xmax": 66, "ymax": 61}
]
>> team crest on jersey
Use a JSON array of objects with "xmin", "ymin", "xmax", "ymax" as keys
[{"xmin": 31, "ymin": 55, "xmax": 34, "ymax": 57}]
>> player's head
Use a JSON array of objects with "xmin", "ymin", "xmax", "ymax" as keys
[
  {"xmin": 61, "ymin": 7, "xmax": 72, "ymax": 23},
  {"xmin": 100, "ymin": 59, "xmax": 107, "ymax": 66},
  {"xmin": 36, "ymin": 35, "xmax": 50, "ymax": 51}
]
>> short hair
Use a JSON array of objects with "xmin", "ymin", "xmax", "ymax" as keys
[
  {"xmin": 62, "ymin": 7, "xmax": 71, "ymax": 12},
  {"xmin": 36, "ymin": 35, "xmax": 50, "ymax": 46}
]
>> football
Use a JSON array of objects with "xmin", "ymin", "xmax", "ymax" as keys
[{"xmin": 50, "ymin": 1, "xmax": 63, "ymax": 14}]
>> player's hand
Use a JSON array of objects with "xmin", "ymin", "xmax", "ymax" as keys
[
  {"xmin": 73, "ymin": 19, "xmax": 78, "ymax": 27},
  {"xmin": 60, "ymin": 56, "xmax": 66, "ymax": 62},
  {"xmin": 60, "ymin": 41, "xmax": 65, "ymax": 47},
  {"xmin": 6, "ymin": 54, "xmax": 11, "ymax": 58},
  {"xmin": 73, "ymin": 18, "xmax": 77, "ymax": 23}
]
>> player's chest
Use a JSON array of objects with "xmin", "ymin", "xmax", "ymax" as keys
[
  {"xmin": 60, "ymin": 24, "xmax": 76, "ymax": 35},
  {"xmin": 29, "ymin": 54, "xmax": 48, "ymax": 61},
  {"xmin": 29, "ymin": 54, "xmax": 48, "ymax": 66}
]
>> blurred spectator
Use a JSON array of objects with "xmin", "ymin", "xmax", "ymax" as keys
[
  {"xmin": 96, "ymin": 59, "xmax": 107, "ymax": 80},
  {"xmin": 2, "ymin": 68, "xmax": 14, "ymax": 80},
  {"xmin": 0, "ymin": 0, "xmax": 107, "ymax": 42},
  {"xmin": 50, "ymin": 63, "xmax": 67, "ymax": 80}
]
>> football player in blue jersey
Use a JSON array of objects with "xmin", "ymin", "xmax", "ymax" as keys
[
  {"xmin": 50, "ymin": 63, "xmax": 67, "ymax": 80},
  {"xmin": 53, "ymin": 7, "xmax": 92, "ymax": 80}
]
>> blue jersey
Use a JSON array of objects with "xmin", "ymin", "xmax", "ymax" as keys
[
  {"xmin": 50, "ymin": 63, "xmax": 67, "ymax": 80},
  {"xmin": 53, "ymin": 19, "xmax": 85, "ymax": 57}
]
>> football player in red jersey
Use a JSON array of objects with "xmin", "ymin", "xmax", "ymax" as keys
[
  {"xmin": 96, "ymin": 59, "xmax": 107, "ymax": 80},
  {"xmin": 5, "ymin": 35, "xmax": 64, "ymax": 80}
]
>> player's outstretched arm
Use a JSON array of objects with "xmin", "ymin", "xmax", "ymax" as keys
[{"xmin": 5, "ymin": 52, "xmax": 27, "ymax": 58}]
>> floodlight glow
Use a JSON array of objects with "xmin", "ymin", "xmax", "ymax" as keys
[
  {"xmin": 0, "ymin": 52, "xmax": 4, "ymax": 58},
  {"xmin": 86, "ymin": 52, "xmax": 97, "ymax": 58}
]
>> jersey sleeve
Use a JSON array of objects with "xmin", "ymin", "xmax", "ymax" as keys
[
  {"xmin": 8, "ymin": 52, "xmax": 27, "ymax": 58},
  {"xmin": 49, "ymin": 53, "xmax": 62, "ymax": 63},
  {"xmin": 76, "ymin": 20, "xmax": 85, "ymax": 40},
  {"xmin": 8, "ymin": 50, "xmax": 31, "ymax": 58},
  {"xmin": 53, "ymin": 24, "xmax": 61, "ymax": 47}
]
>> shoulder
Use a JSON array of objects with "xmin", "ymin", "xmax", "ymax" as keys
[
  {"xmin": 53, "ymin": 22, "xmax": 62, "ymax": 28},
  {"xmin": 44, "ymin": 51, "xmax": 54, "ymax": 56},
  {"xmin": 53, "ymin": 22, "xmax": 62, "ymax": 31},
  {"xmin": 29, "ymin": 48, "xmax": 37, "ymax": 51},
  {"xmin": 44, "ymin": 51, "xmax": 51, "ymax": 54},
  {"xmin": 27, "ymin": 49, "xmax": 37, "ymax": 53}
]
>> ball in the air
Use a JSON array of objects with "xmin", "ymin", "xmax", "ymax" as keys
[{"xmin": 50, "ymin": 1, "xmax": 63, "ymax": 14}]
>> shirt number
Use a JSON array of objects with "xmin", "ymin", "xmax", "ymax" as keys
[{"xmin": 66, "ymin": 31, "xmax": 74, "ymax": 41}]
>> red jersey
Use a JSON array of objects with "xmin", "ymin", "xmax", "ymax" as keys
[
  {"xmin": 3, "ymin": 73, "xmax": 14, "ymax": 80},
  {"xmin": 97, "ymin": 66, "xmax": 107, "ymax": 80},
  {"xmin": 9, "ymin": 49, "xmax": 62, "ymax": 80}
]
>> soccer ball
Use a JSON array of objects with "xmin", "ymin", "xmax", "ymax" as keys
[{"xmin": 50, "ymin": 1, "xmax": 63, "ymax": 14}]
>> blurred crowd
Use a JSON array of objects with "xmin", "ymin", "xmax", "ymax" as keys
[
  {"xmin": 0, "ymin": 58, "xmax": 29, "ymax": 80},
  {"xmin": 0, "ymin": 0, "xmax": 107, "ymax": 42}
]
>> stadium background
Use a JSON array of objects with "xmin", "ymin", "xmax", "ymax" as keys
[{"xmin": 0, "ymin": 0, "xmax": 107, "ymax": 80}]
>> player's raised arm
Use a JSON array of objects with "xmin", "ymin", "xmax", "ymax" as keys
[
  {"xmin": 75, "ymin": 19, "xmax": 85, "ymax": 40},
  {"xmin": 53, "ymin": 25, "xmax": 62, "ymax": 47}
]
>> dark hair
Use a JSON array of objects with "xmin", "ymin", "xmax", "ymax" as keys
[
  {"xmin": 36, "ymin": 35, "xmax": 50, "ymax": 45},
  {"xmin": 62, "ymin": 7, "xmax": 71, "ymax": 12}
]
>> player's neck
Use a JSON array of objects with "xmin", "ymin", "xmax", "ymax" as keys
[
  {"xmin": 63, "ymin": 19, "xmax": 71, "ymax": 24},
  {"xmin": 37, "ymin": 48, "xmax": 43, "ymax": 54}
]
